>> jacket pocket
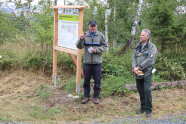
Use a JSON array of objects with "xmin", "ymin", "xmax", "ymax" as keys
[{"xmin": 93, "ymin": 53, "xmax": 102, "ymax": 63}]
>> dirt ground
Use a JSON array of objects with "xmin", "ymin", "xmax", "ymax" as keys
[{"xmin": 0, "ymin": 70, "xmax": 185, "ymax": 123}]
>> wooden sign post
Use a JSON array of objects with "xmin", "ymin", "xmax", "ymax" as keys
[{"xmin": 52, "ymin": 6, "xmax": 86, "ymax": 92}]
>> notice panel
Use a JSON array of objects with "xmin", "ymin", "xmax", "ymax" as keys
[{"xmin": 58, "ymin": 9, "xmax": 79, "ymax": 50}]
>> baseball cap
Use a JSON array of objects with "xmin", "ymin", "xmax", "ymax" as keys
[{"xmin": 88, "ymin": 20, "xmax": 97, "ymax": 26}]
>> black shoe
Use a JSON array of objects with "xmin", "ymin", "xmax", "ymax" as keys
[
  {"xmin": 136, "ymin": 109, "xmax": 145, "ymax": 114},
  {"xmin": 145, "ymin": 111, "xmax": 152, "ymax": 118},
  {"xmin": 81, "ymin": 97, "xmax": 90, "ymax": 104},
  {"xmin": 93, "ymin": 98, "xmax": 99, "ymax": 104}
]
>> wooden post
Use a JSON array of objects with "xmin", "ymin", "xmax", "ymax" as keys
[
  {"xmin": 68, "ymin": 53, "xmax": 84, "ymax": 77},
  {"xmin": 69, "ymin": 53, "xmax": 77, "ymax": 65},
  {"xmin": 76, "ymin": 9, "xmax": 84, "ymax": 92},
  {"xmin": 52, "ymin": 9, "xmax": 58, "ymax": 79}
]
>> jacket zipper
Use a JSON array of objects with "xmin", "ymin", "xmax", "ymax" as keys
[{"xmin": 91, "ymin": 36, "xmax": 93, "ymax": 63}]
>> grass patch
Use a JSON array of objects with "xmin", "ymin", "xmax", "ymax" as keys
[
  {"xmin": 29, "ymin": 105, "xmax": 63, "ymax": 119},
  {"xmin": 36, "ymin": 84, "xmax": 54, "ymax": 101},
  {"xmin": 102, "ymin": 75, "xmax": 135, "ymax": 97},
  {"xmin": 29, "ymin": 106, "xmax": 45, "ymax": 118},
  {"xmin": 0, "ymin": 116, "xmax": 11, "ymax": 122}
]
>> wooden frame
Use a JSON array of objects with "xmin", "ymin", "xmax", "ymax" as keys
[{"xmin": 52, "ymin": 6, "xmax": 86, "ymax": 92}]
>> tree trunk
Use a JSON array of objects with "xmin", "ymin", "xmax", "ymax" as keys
[
  {"xmin": 54, "ymin": 0, "xmax": 57, "ymax": 5},
  {"xmin": 124, "ymin": 80, "xmax": 186, "ymax": 91},
  {"xmin": 120, "ymin": 0, "xmax": 143, "ymax": 54},
  {"xmin": 112, "ymin": 4, "xmax": 116, "ymax": 50},
  {"xmin": 105, "ymin": 9, "xmax": 109, "ymax": 52}
]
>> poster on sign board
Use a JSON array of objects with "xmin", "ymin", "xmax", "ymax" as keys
[{"xmin": 58, "ymin": 9, "xmax": 79, "ymax": 50}]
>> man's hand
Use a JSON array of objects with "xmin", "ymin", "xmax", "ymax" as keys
[
  {"xmin": 133, "ymin": 67, "xmax": 139, "ymax": 74},
  {"xmin": 137, "ymin": 52, "xmax": 142, "ymax": 56},
  {"xmin": 92, "ymin": 49, "xmax": 97, "ymax": 53},
  {"xmin": 80, "ymin": 33, "xmax": 86, "ymax": 40}
]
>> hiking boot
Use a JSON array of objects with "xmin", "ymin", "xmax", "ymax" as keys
[
  {"xmin": 145, "ymin": 111, "xmax": 152, "ymax": 118},
  {"xmin": 81, "ymin": 97, "xmax": 90, "ymax": 104},
  {"xmin": 93, "ymin": 98, "xmax": 99, "ymax": 104},
  {"xmin": 135, "ymin": 109, "xmax": 145, "ymax": 114}
]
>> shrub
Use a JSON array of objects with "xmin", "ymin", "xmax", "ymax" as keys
[
  {"xmin": 102, "ymin": 51, "xmax": 133, "ymax": 77},
  {"xmin": 0, "ymin": 50, "xmax": 17, "ymax": 70},
  {"xmin": 155, "ymin": 57, "xmax": 185, "ymax": 80},
  {"xmin": 102, "ymin": 75, "xmax": 134, "ymax": 97}
]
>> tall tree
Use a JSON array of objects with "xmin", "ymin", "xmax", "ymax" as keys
[
  {"xmin": 101, "ymin": 0, "xmax": 110, "ymax": 52},
  {"xmin": 108, "ymin": 0, "xmax": 138, "ymax": 52},
  {"xmin": 146, "ymin": 0, "xmax": 178, "ymax": 54},
  {"xmin": 121, "ymin": 0, "xmax": 143, "ymax": 53}
]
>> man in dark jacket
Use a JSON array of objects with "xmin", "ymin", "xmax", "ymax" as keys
[
  {"xmin": 132, "ymin": 29, "xmax": 158, "ymax": 117},
  {"xmin": 76, "ymin": 20, "xmax": 107, "ymax": 104}
]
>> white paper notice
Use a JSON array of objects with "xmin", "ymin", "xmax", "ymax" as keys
[{"xmin": 88, "ymin": 47, "xmax": 93, "ymax": 53}]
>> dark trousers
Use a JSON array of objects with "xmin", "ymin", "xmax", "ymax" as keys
[
  {"xmin": 83, "ymin": 64, "xmax": 102, "ymax": 98},
  {"xmin": 136, "ymin": 74, "xmax": 152, "ymax": 112}
]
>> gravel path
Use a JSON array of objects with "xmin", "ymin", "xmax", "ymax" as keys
[
  {"xmin": 93, "ymin": 113, "xmax": 186, "ymax": 124},
  {"xmin": 0, "ymin": 113, "xmax": 186, "ymax": 124}
]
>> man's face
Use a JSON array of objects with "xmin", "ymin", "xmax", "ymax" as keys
[
  {"xmin": 89, "ymin": 25, "xmax": 97, "ymax": 33},
  {"xmin": 140, "ymin": 31, "xmax": 149, "ymax": 43}
]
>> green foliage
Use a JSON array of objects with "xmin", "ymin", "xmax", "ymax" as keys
[
  {"xmin": 108, "ymin": 0, "xmax": 138, "ymax": 44},
  {"xmin": 155, "ymin": 57, "xmax": 186, "ymax": 81},
  {"xmin": 84, "ymin": 1, "xmax": 105, "ymax": 32},
  {"xmin": 31, "ymin": 8, "xmax": 53, "ymax": 48},
  {"xmin": 29, "ymin": 105, "xmax": 62, "ymax": 119},
  {"xmin": 143, "ymin": 0, "xmax": 186, "ymax": 54},
  {"xmin": 0, "ymin": 11, "xmax": 19, "ymax": 43},
  {"xmin": 83, "ymin": 0, "xmax": 138, "ymax": 48},
  {"xmin": 101, "ymin": 51, "xmax": 135, "ymax": 97},
  {"xmin": 29, "ymin": 106, "xmax": 44, "ymax": 118},
  {"xmin": 152, "ymin": 74, "xmax": 167, "ymax": 82},
  {"xmin": 57, "ymin": 53, "xmax": 76, "ymax": 72},
  {"xmin": 0, "ymin": 116, "xmax": 11, "ymax": 122},
  {"xmin": 103, "ymin": 51, "xmax": 133, "ymax": 77},
  {"xmin": 22, "ymin": 51, "xmax": 53, "ymax": 74},
  {"xmin": 0, "ymin": 44, "xmax": 75, "ymax": 74},
  {"xmin": 47, "ymin": 107, "xmax": 62, "ymax": 115},
  {"xmin": 165, "ymin": 51, "xmax": 186, "ymax": 73},
  {"xmin": 0, "ymin": 49, "xmax": 17, "ymax": 70},
  {"xmin": 63, "ymin": 76, "xmax": 76, "ymax": 93},
  {"xmin": 102, "ymin": 75, "xmax": 134, "ymax": 97}
]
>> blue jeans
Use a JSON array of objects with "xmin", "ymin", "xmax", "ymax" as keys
[{"xmin": 83, "ymin": 64, "xmax": 102, "ymax": 98}]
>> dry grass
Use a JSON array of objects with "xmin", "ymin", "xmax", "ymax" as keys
[
  {"xmin": 0, "ymin": 41, "xmax": 35, "ymax": 57},
  {"xmin": 0, "ymin": 70, "xmax": 185, "ymax": 123}
]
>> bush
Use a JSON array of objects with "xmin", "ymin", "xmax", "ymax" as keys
[
  {"xmin": 22, "ymin": 51, "xmax": 53, "ymax": 74},
  {"xmin": 155, "ymin": 57, "xmax": 186, "ymax": 81},
  {"xmin": 0, "ymin": 46, "xmax": 76, "ymax": 75},
  {"xmin": 102, "ymin": 75, "xmax": 134, "ymax": 97},
  {"xmin": 101, "ymin": 51, "xmax": 135, "ymax": 97},
  {"xmin": 63, "ymin": 76, "xmax": 76, "ymax": 93},
  {"xmin": 0, "ymin": 50, "xmax": 17, "ymax": 70},
  {"xmin": 22, "ymin": 50, "xmax": 75, "ymax": 75},
  {"xmin": 102, "ymin": 51, "xmax": 133, "ymax": 77}
]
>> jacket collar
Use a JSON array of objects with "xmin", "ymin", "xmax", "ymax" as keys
[
  {"xmin": 135, "ymin": 40, "xmax": 150, "ymax": 52},
  {"xmin": 86, "ymin": 30, "xmax": 99, "ymax": 37}
]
